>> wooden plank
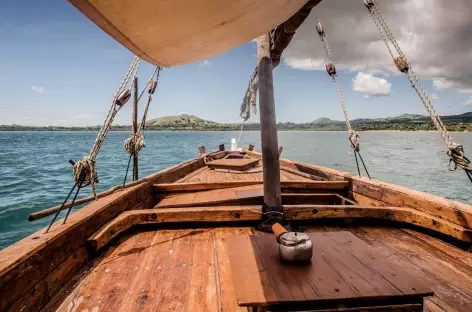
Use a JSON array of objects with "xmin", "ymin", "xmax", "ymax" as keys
[
  {"xmin": 206, "ymin": 158, "xmax": 260, "ymax": 171},
  {"xmin": 324, "ymin": 231, "xmax": 432, "ymax": 296},
  {"xmin": 226, "ymin": 235, "xmax": 279, "ymax": 306},
  {"xmin": 87, "ymin": 206, "xmax": 262, "ymax": 252},
  {"xmin": 156, "ymin": 184, "xmax": 349, "ymax": 208},
  {"xmin": 117, "ymin": 231, "xmax": 173, "ymax": 312},
  {"xmin": 151, "ymin": 229, "xmax": 195, "ymax": 311},
  {"xmin": 281, "ymin": 166, "xmax": 325, "ymax": 181},
  {"xmin": 284, "ymin": 205, "xmax": 472, "ymax": 242},
  {"xmin": 155, "ymin": 181, "xmax": 262, "ymax": 192},
  {"xmin": 92, "ymin": 231, "xmax": 155, "ymax": 312},
  {"xmin": 228, "ymin": 232, "xmax": 432, "ymax": 309},
  {"xmin": 351, "ymin": 191, "xmax": 387, "ymax": 207},
  {"xmin": 213, "ymin": 228, "xmax": 253, "ymax": 312},
  {"xmin": 54, "ymin": 233, "xmax": 141, "ymax": 312},
  {"xmin": 349, "ymin": 227, "xmax": 472, "ymax": 312},
  {"xmin": 156, "ymin": 185, "xmax": 263, "ymax": 207},
  {"xmin": 351, "ymin": 178, "xmax": 472, "ymax": 229},
  {"xmin": 187, "ymin": 230, "xmax": 218, "ymax": 311},
  {"xmin": 154, "ymin": 180, "xmax": 348, "ymax": 193}
]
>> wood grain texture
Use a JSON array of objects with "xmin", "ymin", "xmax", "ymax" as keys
[
  {"xmin": 284, "ymin": 204, "xmax": 472, "ymax": 242},
  {"xmin": 206, "ymin": 158, "xmax": 260, "ymax": 171},
  {"xmin": 87, "ymin": 206, "xmax": 263, "ymax": 251},
  {"xmin": 227, "ymin": 232, "xmax": 432, "ymax": 310},
  {"xmin": 154, "ymin": 180, "xmax": 348, "ymax": 193},
  {"xmin": 42, "ymin": 225, "xmax": 472, "ymax": 312}
]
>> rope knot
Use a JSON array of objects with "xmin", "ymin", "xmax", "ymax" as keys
[
  {"xmin": 124, "ymin": 133, "xmax": 145, "ymax": 155},
  {"xmin": 73, "ymin": 157, "xmax": 98, "ymax": 198},
  {"xmin": 349, "ymin": 130, "xmax": 360, "ymax": 152},
  {"xmin": 447, "ymin": 145, "xmax": 472, "ymax": 173}
]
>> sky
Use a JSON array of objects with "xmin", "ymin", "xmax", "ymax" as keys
[{"xmin": 1, "ymin": 0, "xmax": 472, "ymax": 126}]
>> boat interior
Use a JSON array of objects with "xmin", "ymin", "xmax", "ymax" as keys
[{"xmin": 1, "ymin": 148, "xmax": 472, "ymax": 312}]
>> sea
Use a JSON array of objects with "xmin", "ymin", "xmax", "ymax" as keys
[{"xmin": 0, "ymin": 130, "xmax": 471, "ymax": 250}]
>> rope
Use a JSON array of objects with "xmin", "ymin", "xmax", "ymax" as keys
[
  {"xmin": 74, "ymin": 56, "xmax": 140, "ymax": 198},
  {"xmin": 316, "ymin": 18, "xmax": 369, "ymax": 178},
  {"xmin": 365, "ymin": 1, "xmax": 471, "ymax": 179},
  {"xmin": 123, "ymin": 66, "xmax": 161, "ymax": 156},
  {"xmin": 240, "ymin": 68, "xmax": 258, "ymax": 122},
  {"xmin": 237, "ymin": 119, "xmax": 245, "ymax": 147}
]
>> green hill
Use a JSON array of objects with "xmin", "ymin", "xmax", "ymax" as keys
[{"xmin": 145, "ymin": 114, "xmax": 227, "ymax": 130}]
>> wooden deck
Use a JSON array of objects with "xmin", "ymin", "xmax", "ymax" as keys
[
  {"xmin": 3, "ymin": 150, "xmax": 472, "ymax": 312},
  {"xmin": 177, "ymin": 165, "xmax": 315, "ymax": 183},
  {"xmin": 41, "ymin": 225, "xmax": 472, "ymax": 312}
]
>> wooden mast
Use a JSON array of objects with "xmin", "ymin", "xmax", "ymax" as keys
[
  {"xmin": 257, "ymin": 33, "xmax": 282, "ymax": 212},
  {"xmin": 132, "ymin": 76, "xmax": 139, "ymax": 181}
]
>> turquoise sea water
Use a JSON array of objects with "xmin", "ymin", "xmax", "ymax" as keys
[{"xmin": 0, "ymin": 131, "xmax": 471, "ymax": 250}]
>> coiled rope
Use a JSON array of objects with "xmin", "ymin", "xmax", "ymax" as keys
[
  {"xmin": 364, "ymin": 0, "xmax": 471, "ymax": 183},
  {"xmin": 316, "ymin": 18, "xmax": 371, "ymax": 179}
]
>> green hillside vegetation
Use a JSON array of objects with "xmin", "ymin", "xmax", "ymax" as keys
[
  {"xmin": 1, "ymin": 112, "xmax": 471, "ymax": 132},
  {"xmin": 145, "ymin": 114, "xmax": 228, "ymax": 130}
]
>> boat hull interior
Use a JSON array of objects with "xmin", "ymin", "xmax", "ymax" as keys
[{"xmin": 1, "ymin": 148, "xmax": 471, "ymax": 312}]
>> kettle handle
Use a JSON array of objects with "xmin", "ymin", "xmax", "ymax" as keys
[{"xmin": 272, "ymin": 223, "xmax": 288, "ymax": 238}]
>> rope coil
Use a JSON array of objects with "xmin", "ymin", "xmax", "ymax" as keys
[
  {"xmin": 73, "ymin": 157, "xmax": 98, "ymax": 198},
  {"xmin": 448, "ymin": 145, "xmax": 472, "ymax": 173},
  {"xmin": 124, "ymin": 134, "xmax": 145, "ymax": 155},
  {"xmin": 123, "ymin": 66, "xmax": 161, "ymax": 157}
]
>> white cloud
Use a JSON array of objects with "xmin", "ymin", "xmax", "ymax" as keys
[
  {"xmin": 283, "ymin": 0, "xmax": 472, "ymax": 93},
  {"xmin": 31, "ymin": 85, "xmax": 44, "ymax": 93},
  {"xmin": 463, "ymin": 97, "xmax": 472, "ymax": 105},
  {"xmin": 433, "ymin": 78, "xmax": 472, "ymax": 94},
  {"xmin": 431, "ymin": 93, "xmax": 440, "ymax": 100},
  {"xmin": 353, "ymin": 72, "xmax": 391, "ymax": 96},
  {"xmin": 364, "ymin": 94, "xmax": 370, "ymax": 99}
]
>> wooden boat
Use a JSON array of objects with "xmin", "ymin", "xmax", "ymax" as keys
[
  {"xmin": 1, "ymin": 147, "xmax": 472, "ymax": 312},
  {"xmin": 2, "ymin": 0, "xmax": 472, "ymax": 311}
]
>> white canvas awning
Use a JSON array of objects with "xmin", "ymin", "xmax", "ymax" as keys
[{"xmin": 69, "ymin": 0, "xmax": 309, "ymax": 67}]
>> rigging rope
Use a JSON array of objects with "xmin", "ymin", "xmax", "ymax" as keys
[
  {"xmin": 75, "ymin": 56, "xmax": 140, "ymax": 198},
  {"xmin": 123, "ymin": 66, "xmax": 161, "ymax": 156},
  {"xmin": 316, "ymin": 18, "xmax": 371, "ymax": 179},
  {"xmin": 364, "ymin": 0, "xmax": 472, "ymax": 182},
  {"xmin": 46, "ymin": 56, "xmax": 141, "ymax": 232}
]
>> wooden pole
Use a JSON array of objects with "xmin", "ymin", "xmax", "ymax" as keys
[
  {"xmin": 132, "ymin": 76, "xmax": 139, "ymax": 181},
  {"xmin": 257, "ymin": 33, "xmax": 282, "ymax": 212}
]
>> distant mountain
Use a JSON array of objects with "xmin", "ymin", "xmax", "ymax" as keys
[
  {"xmin": 145, "ymin": 114, "xmax": 226, "ymax": 130},
  {"xmin": 312, "ymin": 117, "xmax": 343, "ymax": 125},
  {"xmin": 1, "ymin": 112, "xmax": 471, "ymax": 131}
]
